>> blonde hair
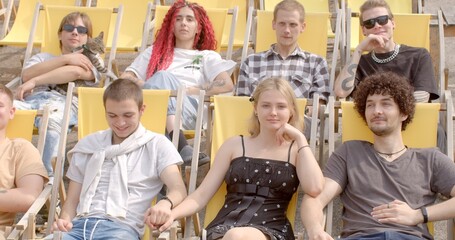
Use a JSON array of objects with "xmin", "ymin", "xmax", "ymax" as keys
[
  {"xmin": 273, "ymin": 0, "xmax": 305, "ymax": 23},
  {"xmin": 359, "ymin": 0, "xmax": 393, "ymax": 23},
  {"xmin": 248, "ymin": 78, "xmax": 302, "ymax": 137}
]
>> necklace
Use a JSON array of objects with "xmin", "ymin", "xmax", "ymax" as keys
[
  {"xmin": 375, "ymin": 146, "xmax": 407, "ymax": 158},
  {"xmin": 371, "ymin": 44, "xmax": 400, "ymax": 64}
]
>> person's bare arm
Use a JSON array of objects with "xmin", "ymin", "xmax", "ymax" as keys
[
  {"xmin": 16, "ymin": 65, "xmax": 94, "ymax": 100},
  {"xmin": 334, "ymin": 34, "xmax": 390, "ymax": 98},
  {"xmin": 0, "ymin": 174, "xmax": 44, "ymax": 212},
  {"xmin": 333, "ymin": 48, "xmax": 362, "ymax": 98},
  {"xmin": 372, "ymin": 186, "xmax": 455, "ymax": 226},
  {"xmin": 52, "ymin": 180, "xmax": 82, "ymax": 232},
  {"xmin": 189, "ymin": 72, "xmax": 234, "ymax": 96},
  {"xmin": 144, "ymin": 164, "xmax": 187, "ymax": 229},
  {"xmin": 301, "ymin": 178, "xmax": 342, "ymax": 240},
  {"xmin": 120, "ymin": 71, "xmax": 145, "ymax": 87},
  {"xmin": 22, "ymin": 52, "xmax": 92, "ymax": 82}
]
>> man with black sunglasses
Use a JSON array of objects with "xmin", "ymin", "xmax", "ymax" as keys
[
  {"xmin": 333, "ymin": 0, "xmax": 446, "ymax": 154},
  {"xmin": 334, "ymin": 0, "xmax": 438, "ymax": 104}
]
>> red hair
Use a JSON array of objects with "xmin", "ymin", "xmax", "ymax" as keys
[{"xmin": 146, "ymin": 0, "xmax": 217, "ymax": 79}]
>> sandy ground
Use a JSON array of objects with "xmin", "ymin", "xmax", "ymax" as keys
[{"xmin": 1, "ymin": 0, "xmax": 455, "ymax": 239}]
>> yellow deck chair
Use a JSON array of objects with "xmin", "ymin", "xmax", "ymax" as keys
[
  {"xmin": 77, "ymin": 87, "xmax": 170, "ymax": 138},
  {"xmin": 6, "ymin": 4, "xmax": 120, "ymax": 89},
  {"xmin": 5, "ymin": 110, "xmax": 37, "ymax": 142},
  {"xmin": 260, "ymin": 0, "xmax": 335, "ymax": 38},
  {"xmin": 6, "ymin": 106, "xmax": 54, "ymax": 240},
  {"xmin": 0, "ymin": 0, "xmax": 77, "ymax": 47},
  {"xmin": 191, "ymin": 0, "xmax": 249, "ymax": 56},
  {"xmin": 152, "ymin": 5, "xmax": 234, "ymax": 59},
  {"xmin": 324, "ymin": 97, "xmax": 444, "ymax": 236},
  {"xmin": 254, "ymin": 10, "xmax": 330, "ymax": 57},
  {"xmin": 203, "ymin": 95, "xmax": 317, "ymax": 239},
  {"xmin": 96, "ymin": 0, "xmax": 152, "ymax": 52}
]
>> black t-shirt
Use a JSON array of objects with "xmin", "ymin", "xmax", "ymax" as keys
[{"xmin": 355, "ymin": 44, "xmax": 439, "ymax": 100}]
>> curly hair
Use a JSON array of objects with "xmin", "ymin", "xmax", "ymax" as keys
[
  {"xmin": 146, "ymin": 0, "xmax": 217, "ymax": 79},
  {"xmin": 353, "ymin": 71, "xmax": 415, "ymax": 130},
  {"xmin": 248, "ymin": 78, "xmax": 302, "ymax": 137}
]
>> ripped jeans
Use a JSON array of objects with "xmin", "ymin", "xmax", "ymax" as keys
[{"xmin": 14, "ymin": 90, "xmax": 78, "ymax": 176}]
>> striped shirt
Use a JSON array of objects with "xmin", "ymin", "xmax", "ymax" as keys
[{"xmin": 235, "ymin": 44, "xmax": 330, "ymax": 102}]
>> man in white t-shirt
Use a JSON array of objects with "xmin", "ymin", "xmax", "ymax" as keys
[{"xmin": 51, "ymin": 79, "xmax": 187, "ymax": 239}]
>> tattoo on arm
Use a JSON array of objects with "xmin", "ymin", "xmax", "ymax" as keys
[
  {"xmin": 206, "ymin": 78, "xmax": 226, "ymax": 92},
  {"xmin": 341, "ymin": 64, "xmax": 358, "ymax": 91}
]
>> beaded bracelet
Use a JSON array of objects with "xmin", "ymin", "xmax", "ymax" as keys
[
  {"xmin": 297, "ymin": 145, "xmax": 310, "ymax": 154},
  {"xmin": 161, "ymin": 196, "xmax": 174, "ymax": 209}
]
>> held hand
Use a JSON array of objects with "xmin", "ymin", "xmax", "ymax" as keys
[
  {"xmin": 52, "ymin": 218, "xmax": 73, "ymax": 232},
  {"xmin": 143, "ymin": 201, "xmax": 173, "ymax": 231},
  {"xmin": 371, "ymin": 200, "xmax": 423, "ymax": 226},
  {"xmin": 15, "ymin": 79, "xmax": 36, "ymax": 100},
  {"xmin": 357, "ymin": 34, "xmax": 389, "ymax": 52},
  {"xmin": 65, "ymin": 52, "xmax": 93, "ymax": 72}
]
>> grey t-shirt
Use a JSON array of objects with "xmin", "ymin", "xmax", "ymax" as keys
[{"xmin": 324, "ymin": 140, "xmax": 455, "ymax": 239}]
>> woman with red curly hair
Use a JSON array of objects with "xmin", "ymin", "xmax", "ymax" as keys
[{"xmin": 122, "ymin": 0, "xmax": 236, "ymax": 165}]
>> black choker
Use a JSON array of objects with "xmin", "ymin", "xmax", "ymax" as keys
[{"xmin": 375, "ymin": 146, "xmax": 407, "ymax": 158}]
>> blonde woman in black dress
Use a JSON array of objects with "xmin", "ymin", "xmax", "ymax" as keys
[{"xmin": 150, "ymin": 77, "xmax": 323, "ymax": 240}]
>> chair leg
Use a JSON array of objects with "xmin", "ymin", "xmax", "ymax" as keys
[{"xmin": 23, "ymin": 213, "xmax": 36, "ymax": 240}]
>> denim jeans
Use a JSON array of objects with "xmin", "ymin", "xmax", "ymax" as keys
[
  {"xmin": 14, "ymin": 90, "xmax": 78, "ymax": 176},
  {"xmin": 45, "ymin": 218, "xmax": 139, "ymax": 240},
  {"xmin": 341, "ymin": 231, "xmax": 422, "ymax": 240},
  {"xmin": 143, "ymin": 71, "xmax": 199, "ymax": 130}
]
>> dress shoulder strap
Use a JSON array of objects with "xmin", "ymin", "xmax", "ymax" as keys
[
  {"xmin": 240, "ymin": 135, "xmax": 245, "ymax": 157},
  {"xmin": 288, "ymin": 140, "xmax": 295, "ymax": 163}
]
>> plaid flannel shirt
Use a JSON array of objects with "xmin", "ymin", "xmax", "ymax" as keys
[{"xmin": 235, "ymin": 44, "xmax": 330, "ymax": 102}]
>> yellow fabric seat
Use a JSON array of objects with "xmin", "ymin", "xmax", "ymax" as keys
[{"xmin": 0, "ymin": 0, "xmax": 77, "ymax": 47}]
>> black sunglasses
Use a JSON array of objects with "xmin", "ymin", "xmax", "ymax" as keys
[
  {"xmin": 63, "ymin": 24, "xmax": 88, "ymax": 34},
  {"xmin": 362, "ymin": 15, "xmax": 389, "ymax": 29}
]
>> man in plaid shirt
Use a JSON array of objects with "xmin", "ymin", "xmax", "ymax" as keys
[
  {"xmin": 235, "ymin": 0, "xmax": 330, "ymax": 138},
  {"xmin": 235, "ymin": 0, "xmax": 330, "ymax": 103}
]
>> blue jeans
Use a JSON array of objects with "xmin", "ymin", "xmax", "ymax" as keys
[
  {"xmin": 341, "ymin": 231, "xmax": 422, "ymax": 240},
  {"xmin": 14, "ymin": 90, "xmax": 78, "ymax": 176},
  {"xmin": 51, "ymin": 218, "xmax": 140, "ymax": 240},
  {"xmin": 143, "ymin": 71, "xmax": 199, "ymax": 130}
]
